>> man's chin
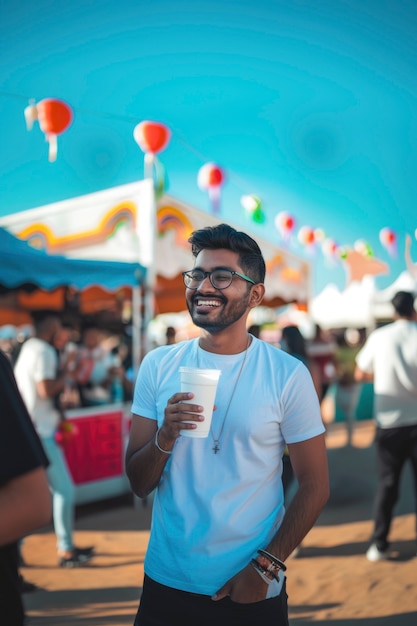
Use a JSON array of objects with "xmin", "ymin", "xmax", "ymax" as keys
[{"xmin": 190, "ymin": 314, "xmax": 223, "ymax": 333}]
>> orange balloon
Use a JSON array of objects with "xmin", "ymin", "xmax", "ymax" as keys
[
  {"xmin": 133, "ymin": 121, "xmax": 171, "ymax": 154},
  {"xmin": 37, "ymin": 99, "xmax": 73, "ymax": 135},
  {"xmin": 298, "ymin": 225, "xmax": 315, "ymax": 246}
]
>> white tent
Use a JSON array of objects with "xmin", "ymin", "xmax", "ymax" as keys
[{"xmin": 311, "ymin": 271, "xmax": 417, "ymax": 330}]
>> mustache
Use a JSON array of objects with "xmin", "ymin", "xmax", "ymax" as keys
[{"xmin": 191, "ymin": 292, "xmax": 227, "ymax": 305}]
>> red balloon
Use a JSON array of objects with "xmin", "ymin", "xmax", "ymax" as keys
[
  {"xmin": 379, "ymin": 227, "xmax": 397, "ymax": 257},
  {"xmin": 197, "ymin": 163, "xmax": 224, "ymax": 189},
  {"xmin": 133, "ymin": 120, "xmax": 171, "ymax": 154},
  {"xmin": 275, "ymin": 211, "xmax": 295, "ymax": 239},
  {"xmin": 197, "ymin": 163, "xmax": 225, "ymax": 214},
  {"xmin": 37, "ymin": 99, "xmax": 73, "ymax": 136}
]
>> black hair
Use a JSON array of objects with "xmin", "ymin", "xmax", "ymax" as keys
[
  {"xmin": 31, "ymin": 310, "xmax": 60, "ymax": 333},
  {"xmin": 391, "ymin": 291, "xmax": 415, "ymax": 318},
  {"xmin": 188, "ymin": 223, "xmax": 266, "ymax": 284},
  {"xmin": 281, "ymin": 325, "xmax": 308, "ymax": 360}
]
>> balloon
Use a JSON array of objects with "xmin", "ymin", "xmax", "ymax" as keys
[
  {"xmin": 197, "ymin": 163, "xmax": 225, "ymax": 214},
  {"xmin": 314, "ymin": 228, "xmax": 326, "ymax": 243},
  {"xmin": 354, "ymin": 239, "xmax": 373, "ymax": 257},
  {"xmin": 240, "ymin": 195, "xmax": 265, "ymax": 224},
  {"xmin": 133, "ymin": 120, "xmax": 171, "ymax": 155},
  {"xmin": 321, "ymin": 238, "xmax": 338, "ymax": 258},
  {"xmin": 379, "ymin": 227, "xmax": 397, "ymax": 257},
  {"xmin": 133, "ymin": 120, "xmax": 171, "ymax": 194},
  {"xmin": 241, "ymin": 194, "xmax": 260, "ymax": 212},
  {"xmin": 24, "ymin": 98, "xmax": 73, "ymax": 162},
  {"xmin": 338, "ymin": 246, "xmax": 349, "ymax": 260},
  {"xmin": 297, "ymin": 225, "xmax": 315, "ymax": 247},
  {"xmin": 274, "ymin": 211, "xmax": 295, "ymax": 241}
]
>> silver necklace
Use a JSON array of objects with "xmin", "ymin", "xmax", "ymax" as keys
[{"xmin": 197, "ymin": 335, "xmax": 250, "ymax": 454}]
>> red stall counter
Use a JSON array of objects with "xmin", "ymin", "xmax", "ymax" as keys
[{"xmin": 63, "ymin": 403, "xmax": 132, "ymax": 505}]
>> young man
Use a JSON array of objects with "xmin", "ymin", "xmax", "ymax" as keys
[
  {"xmin": 0, "ymin": 350, "xmax": 51, "ymax": 625},
  {"xmin": 14, "ymin": 312, "xmax": 94, "ymax": 568},
  {"xmin": 126, "ymin": 224, "xmax": 329, "ymax": 626},
  {"xmin": 355, "ymin": 290, "xmax": 417, "ymax": 562}
]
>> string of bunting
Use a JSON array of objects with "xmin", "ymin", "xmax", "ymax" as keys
[{"xmin": 0, "ymin": 90, "xmax": 403, "ymax": 264}]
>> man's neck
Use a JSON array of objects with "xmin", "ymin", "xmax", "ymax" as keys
[{"xmin": 198, "ymin": 331, "xmax": 251, "ymax": 355}]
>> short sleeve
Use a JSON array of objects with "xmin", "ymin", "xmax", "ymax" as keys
[{"xmin": 0, "ymin": 352, "xmax": 49, "ymax": 487}]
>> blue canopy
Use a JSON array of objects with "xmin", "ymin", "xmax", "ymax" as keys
[{"xmin": 0, "ymin": 227, "xmax": 146, "ymax": 293}]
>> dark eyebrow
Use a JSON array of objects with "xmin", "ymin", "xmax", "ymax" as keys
[{"xmin": 192, "ymin": 266, "xmax": 234, "ymax": 272}]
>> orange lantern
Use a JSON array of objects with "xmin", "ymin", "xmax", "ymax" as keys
[
  {"xmin": 197, "ymin": 163, "xmax": 225, "ymax": 214},
  {"xmin": 24, "ymin": 98, "xmax": 73, "ymax": 162}
]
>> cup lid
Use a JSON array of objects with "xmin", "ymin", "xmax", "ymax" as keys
[{"xmin": 179, "ymin": 366, "xmax": 221, "ymax": 379}]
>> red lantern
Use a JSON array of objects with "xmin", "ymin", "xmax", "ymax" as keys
[
  {"xmin": 133, "ymin": 120, "xmax": 171, "ymax": 187},
  {"xmin": 197, "ymin": 163, "xmax": 225, "ymax": 214},
  {"xmin": 24, "ymin": 98, "xmax": 73, "ymax": 162},
  {"xmin": 133, "ymin": 120, "xmax": 171, "ymax": 155}
]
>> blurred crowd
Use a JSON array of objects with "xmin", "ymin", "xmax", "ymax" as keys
[
  {"xmin": 0, "ymin": 318, "xmax": 134, "ymax": 410},
  {"xmin": 1, "ymin": 316, "xmax": 367, "ymax": 414}
]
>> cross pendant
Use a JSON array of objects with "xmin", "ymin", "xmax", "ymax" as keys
[{"xmin": 213, "ymin": 442, "xmax": 220, "ymax": 454}]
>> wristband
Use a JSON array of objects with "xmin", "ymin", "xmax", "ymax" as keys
[
  {"xmin": 257, "ymin": 549, "xmax": 287, "ymax": 572},
  {"xmin": 154, "ymin": 428, "xmax": 172, "ymax": 455},
  {"xmin": 250, "ymin": 559, "xmax": 274, "ymax": 584}
]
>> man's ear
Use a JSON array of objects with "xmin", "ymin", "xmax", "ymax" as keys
[{"xmin": 248, "ymin": 283, "xmax": 265, "ymax": 309}]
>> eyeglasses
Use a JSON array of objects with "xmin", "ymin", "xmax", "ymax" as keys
[{"xmin": 182, "ymin": 268, "xmax": 256, "ymax": 290}]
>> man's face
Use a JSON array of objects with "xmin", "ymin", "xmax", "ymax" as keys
[{"xmin": 185, "ymin": 248, "xmax": 253, "ymax": 333}]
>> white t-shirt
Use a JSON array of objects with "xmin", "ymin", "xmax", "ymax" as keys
[
  {"xmin": 355, "ymin": 319, "xmax": 417, "ymax": 428},
  {"xmin": 14, "ymin": 337, "xmax": 60, "ymax": 438},
  {"xmin": 131, "ymin": 336, "xmax": 324, "ymax": 596}
]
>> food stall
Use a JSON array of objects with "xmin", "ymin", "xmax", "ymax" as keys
[{"xmin": 0, "ymin": 225, "xmax": 146, "ymax": 503}]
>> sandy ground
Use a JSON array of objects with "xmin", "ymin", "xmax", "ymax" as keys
[{"xmin": 21, "ymin": 420, "xmax": 416, "ymax": 626}]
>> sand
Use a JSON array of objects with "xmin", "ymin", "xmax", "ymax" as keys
[{"xmin": 22, "ymin": 420, "xmax": 416, "ymax": 625}]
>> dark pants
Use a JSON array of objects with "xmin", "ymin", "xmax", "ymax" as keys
[
  {"xmin": 372, "ymin": 424, "xmax": 417, "ymax": 550},
  {"xmin": 134, "ymin": 575, "xmax": 289, "ymax": 626}
]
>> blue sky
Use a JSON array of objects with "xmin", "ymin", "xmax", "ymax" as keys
[{"xmin": 1, "ymin": 0, "xmax": 417, "ymax": 296}]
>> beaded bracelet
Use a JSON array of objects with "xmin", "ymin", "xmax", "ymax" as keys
[
  {"xmin": 257, "ymin": 549, "xmax": 287, "ymax": 572},
  {"xmin": 154, "ymin": 428, "xmax": 172, "ymax": 455}
]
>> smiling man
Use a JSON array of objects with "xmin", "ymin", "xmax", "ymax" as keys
[{"xmin": 126, "ymin": 223, "xmax": 329, "ymax": 626}]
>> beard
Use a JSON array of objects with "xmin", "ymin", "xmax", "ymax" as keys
[{"xmin": 186, "ymin": 290, "xmax": 251, "ymax": 333}]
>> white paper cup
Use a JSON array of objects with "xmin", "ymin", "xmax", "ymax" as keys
[{"xmin": 179, "ymin": 367, "xmax": 221, "ymax": 438}]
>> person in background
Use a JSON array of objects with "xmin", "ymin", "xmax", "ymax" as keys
[
  {"xmin": 0, "ymin": 349, "xmax": 51, "ymax": 625},
  {"xmin": 280, "ymin": 325, "xmax": 322, "ymax": 400},
  {"xmin": 14, "ymin": 312, "xmax": 94, "ymax": 568},
  {"xmin": 126, "ymin": 223, "xmax": 329, "ymax": 626},
  {"xmin": 355, "ymin": 291, "xmax": 417, "ymax": 562},
  {"xmin": 307, "ymin": 324, "xmax": 337, "ymax": 400},
  {"xmin": 165, "ymin": 326, "xmax": 177, "ymax": 345},
  {"xmin": 248, "ymin": 324, "xmax": 261, "ymax": 338},
  {"xmin": 75, "ymin": 325, "xmax": 127, "ymax": 405},
  {"xmin": 53, "ymin": 323, "xmax": 81, "ymax": 411}
]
